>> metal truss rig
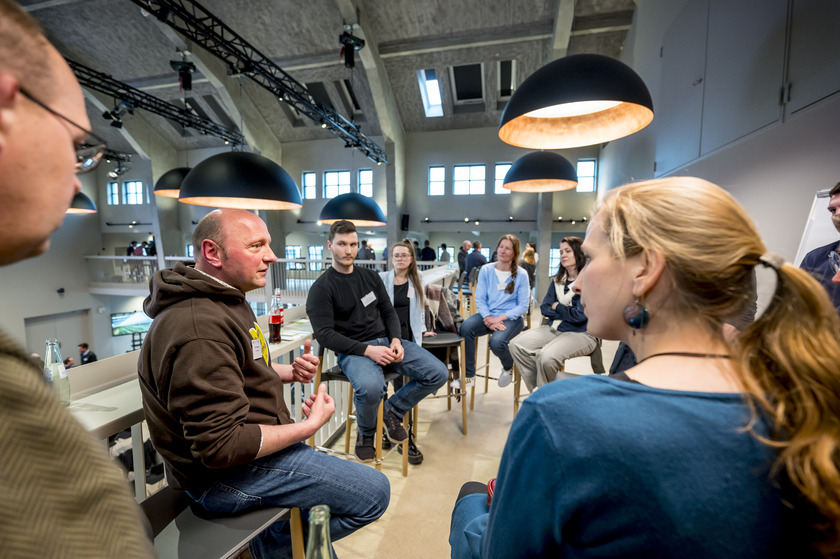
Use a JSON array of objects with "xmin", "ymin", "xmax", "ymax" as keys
[
  {"xmin": 67, "ymin": 58, "xmax": 245, "ymax": 147},
  {"xmin": 127, "ymin": 0, "xmax": 388, "ymax": 165}
]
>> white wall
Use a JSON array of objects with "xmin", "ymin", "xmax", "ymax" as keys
[{"xmin": 599, "ymin": 0, "xmax": 840, "ymax": 261}]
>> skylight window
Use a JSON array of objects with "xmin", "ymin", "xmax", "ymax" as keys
[{"xmin": 417, "ymin": 69, "xmax": 443, "ymax": 118}]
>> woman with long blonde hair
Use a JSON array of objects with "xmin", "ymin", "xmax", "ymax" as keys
[{"xmin": 450, "ymin": 177, "xmax": 840, "ymax": 558}]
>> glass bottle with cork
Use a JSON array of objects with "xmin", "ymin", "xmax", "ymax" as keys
[{"xmin": 269, "ymin": 288, "xmax": 284, "ymax": 344}]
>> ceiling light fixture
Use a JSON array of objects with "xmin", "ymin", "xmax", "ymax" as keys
[
  {"xmin": 178, "ymin": 152, "xmax": 302, "ymax": 210},
  {"xmin": 319, "ymin": 193, "xmax": 386, "ymax": 227},
  {"xmin": 66, "ymin": 192, "xmax": 97, "ymax": 214},
  {"xmin": 498, "ymin": 54, "xmax": 654, "ymax": 149},
  {"xmin": 154, "ymin": 167, "xmax": 192, "ymax": 198},
  {"xmin": 503, "ymin": 151, "xmax": 578, "ymax": 192}
]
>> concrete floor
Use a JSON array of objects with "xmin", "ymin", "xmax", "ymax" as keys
[{"xmin": 330, "ymin": 331, "xmax": 619, "ymax": 559}]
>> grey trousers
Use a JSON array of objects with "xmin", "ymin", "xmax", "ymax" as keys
[{"xmin": 509, "ymin": 326, "xmax": 598, "ymax": 391}]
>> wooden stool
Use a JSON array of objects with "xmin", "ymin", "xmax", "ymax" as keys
[
  {"xmin": 309, "ymin": 346, "xmax": 410, "ymax": 477},
  {"xmin": 421, "ymin": 331, "xmax": 468, "ymax": 436}
]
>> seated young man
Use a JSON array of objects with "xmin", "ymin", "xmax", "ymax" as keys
[{"xmin": 306, "ymin": 220, "xmax": 448, "ymax": 461}]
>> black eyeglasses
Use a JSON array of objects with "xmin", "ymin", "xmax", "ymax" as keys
[{"xmin": 18, "ymin": 88, "xmax": 107, "ymax": 174}]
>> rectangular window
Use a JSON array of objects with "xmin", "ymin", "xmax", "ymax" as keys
[
  {"xmin": 302, "ymin": 172, "xmax": 317, "ymax": 200},
  {"xmin": 248, "ymin": 302, "xmax": 267, "ymax": 316},
  {"xmin": 417, "ymin": 69, "xmax": 443, "ymax": 118},
  {"xmin": 107, "ymin": 182, "xmax": 120, "ymax": 205},
  {"xmin": 549, "ymin": 248, "xmax": 560, "ymax": 275},
  {"xmin": 576, "ymin": 159, "xmax": 597, "ymax": 193},
  {"xmin": 285, "ymin": 245, "xmax": 303, "ymax": 270},
  {"xmin": 323, "ymin": 170, "xmax": 351, "ymax": 199},
  {"xmin": 428, "ymin": 166, "xmax": 445, "ymax": 196},
  {"xmin": 123, "ymin": 181, "xmax": 144, "ymax": 205},
  {"xmin": 495, "ymin": 163, "xmax": 512, "ymax": 194},
  {"xmin": 358, "ymin": 169, "xmax": 373, "ymax": 197},
  {"xmin": 438, "ymin": 247, "xmax": 455, "ymax": 261},
  {"xmin": 453, "ymin": 164, "xmax": 485, "ymax": 195},
  {"xmin": 185, "ymin": 244, "xmax": 194, "ymax": 259},
  {"xmin": 308, "ymin": 245, "xmax": 323, "ymax": 271},
  {"xmin": 480, "ymin": 247, "xmax": 491, "ymax": 260}
]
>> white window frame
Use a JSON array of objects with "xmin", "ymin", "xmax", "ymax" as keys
[
  {"xmin": 323, "ymin": 170, "xmax": 351, "ymax": 199},
  {"xmin": 576, "ymin": 159, "xmax": 597, "ymax": 193},
  {"xmin": 358, "ymin": 169, "xmax": 373, "ymax": 197},
  {"xmin": 308, "ymin": 245, "xmax": 323, "ymax": 271},
  {"xmin": 302, "ymin": 171, "xmax": 317, "ymax": 200},
  {"xmin": 494, "ymin": 163, "xmax": 512, "ymax": 195},
  {"xmin": 453, "ymin": 164, "xmax": 485, "ymax": 196},
  {"xmin": 107, "ymin": 182, "xmax": 120, "ymax": 205},
  {"xmin": 123, "ymin": 181, "xmax": 144, "ymax": 205},
  {"xmin": 285, "ymin": 245, "xmax": 303, "ymax": 270},
  {"xmin": 428, "ymin": 166, "xmax": 445, "ymax": 196}
]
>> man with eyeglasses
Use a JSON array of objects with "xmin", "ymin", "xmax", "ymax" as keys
[
  {"xmin": 0, "ymin": 2, "xmax": 153, "ymax": 557},
  {"xmin": 800, "ymin": 181, "xmax": 840, "ymax": 316}
]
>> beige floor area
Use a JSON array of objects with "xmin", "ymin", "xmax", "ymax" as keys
[{"xmin": 329, "ymin": 332, "xmax": 619, "ymax": 559}]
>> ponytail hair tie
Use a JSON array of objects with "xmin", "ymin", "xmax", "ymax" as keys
[{"xmin": 759, "ymin": 252, "xmax": 784, "ymax": 271}]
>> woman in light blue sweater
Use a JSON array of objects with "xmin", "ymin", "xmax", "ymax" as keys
[{"xmin": 457, "ymin": 235, "xmax": 530, "ymax": 389}]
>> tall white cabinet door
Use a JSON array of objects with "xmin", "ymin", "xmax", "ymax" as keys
[
  {"xmin": 655, "ymin": 0, "xmax": 708, "ymax": 177},
  {"xmin": 787, "ymin": 0, "xmax": 840, "ymax": 115},
  {"xmin": 700, "ymin": 0, "xmax": 787, "ymax": 155}
]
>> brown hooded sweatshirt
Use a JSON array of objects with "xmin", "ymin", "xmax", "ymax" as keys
[{"xmin": 138, "ymin": 262, "xmax": 292, "ymax": 493}]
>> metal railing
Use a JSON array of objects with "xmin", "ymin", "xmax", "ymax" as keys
[{"xmin": 85, "ymin": 256, "xmax": 160, "ymax": 289}]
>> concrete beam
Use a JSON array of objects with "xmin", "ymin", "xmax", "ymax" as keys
[{"xmin": 552, "ymin": 0, "xmax": 576, "ymax": 61}]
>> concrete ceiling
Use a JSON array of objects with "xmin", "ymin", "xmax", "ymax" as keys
[{"xmin": 23, "ymin": 0, "xmax": 636, "ymax": 157}]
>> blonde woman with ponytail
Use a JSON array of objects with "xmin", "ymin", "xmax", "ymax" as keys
[
  {"xmin": 450, "ymin": 177, "xmax": 840, "ymax": 558},
  {"xmin": 458, "ymin": 235, "xmax": 531, "ymax": 389}
]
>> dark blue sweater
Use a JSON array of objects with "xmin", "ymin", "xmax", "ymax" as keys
[{"xmin": 451, "ymin": 375, "xmax": 813, "ymax": 558}]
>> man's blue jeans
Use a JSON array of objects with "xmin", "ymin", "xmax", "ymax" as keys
[
  {"xmin": 337, "ymin": 338, "xmax": 448, "ymax": 436},
  {"xmin": 460, "ymin": 314, "xmax": 525, "ymax": 377},
  {"xmin": 187, "ymin": 442, "xmax": 390, "ymax": 559}
]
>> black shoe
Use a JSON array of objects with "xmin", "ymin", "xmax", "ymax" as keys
[
  {"xmin": 355, "ymin": 433, "xmax": 376, "ymax": 463},
  {"xmin": 382, "ymin": 402, "xmax": 408, "ymax": 443},
  {"xmin": 397, "ymin": 437, "xmax": 424, "ymax": 465},
  {"xmin": 381, "ymin": 430, "xmax": 393, "ymax": 450}
]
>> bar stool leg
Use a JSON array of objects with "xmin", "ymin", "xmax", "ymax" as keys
[
  {"xmin": 484, "ymin": 342, "xmax": 490, "ymax": 394},
  {"xmin": 513, "ymin": 365, "xmax": 521, "ymax": 417},
  {"xmin": 445, "ymin": 347, "xmax": 452, "ymax": 412},
  {"xmin": 290, "ymin": 507, "xmax": 305, "ymax": 559},
  {"xmin": 375, "ymin": 400, "xmax": 384, "ymax": 472},
  {"xmin": 345, "ymin": 385, "xmax": 354, "ymax": 454},
  {"xmin": 401, "ymin": 413, "xmax": 409, "ymax": 476},
  {"xmin": 460, "ymin": 339, "xmax": 468, "ymax": 435}
]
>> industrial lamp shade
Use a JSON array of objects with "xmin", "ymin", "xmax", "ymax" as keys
[
  {"xmin": 503, "ymin": 151, "xmax": 578, "ymax": 192},
  {"xmin": 154, "ymin": 167, "xmax": 191, "ymax": 198},
  {"xmin": 66, "ymin": 191, "xmax": 97, "ymax": 214},
  {"xmin": 179, "ymin": 152, "xmax": 302, "ymax": 210},
  {"xmin": 319, "ymin": 193, "xmax": 386, "ymax": 226},
  {"xmin": 499, "ymin": 54, "xmax": 654, "ymax": 149}
]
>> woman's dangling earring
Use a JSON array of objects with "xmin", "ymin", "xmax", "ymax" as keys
[{"xmin": 623, "ymin": 297, "xmax": 649, "ymax": 330}]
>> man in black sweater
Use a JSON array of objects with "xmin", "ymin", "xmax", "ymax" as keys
[{"xmin": 307, "ymin": 220, "xmax": 448, "ymax": 462}]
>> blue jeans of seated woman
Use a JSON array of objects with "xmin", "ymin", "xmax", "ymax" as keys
[
  {"xmin": 460, "ymin": 314, "xmax": 524, "ymax": 378},
  {"xmin": 187, "ymin": 442, "xmax": 390, "ymax": 559},
  {"xmin": 337, "ymin": 337, "xmax": 448, "ymax": 436}
]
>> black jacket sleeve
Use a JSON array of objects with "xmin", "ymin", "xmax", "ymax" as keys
[{"xmin": 539, "ymin": 283, "xmax": 587, "ymax": 325}]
